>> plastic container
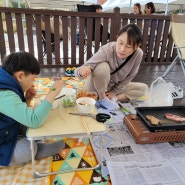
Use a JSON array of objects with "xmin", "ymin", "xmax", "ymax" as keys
[
  {"xmin": 76, "ymin": 88, "xmax": 97, "ymax": 100},
  {"xmin": 60, "ymin": 88, "xmax": 76, "ymax": 108}
]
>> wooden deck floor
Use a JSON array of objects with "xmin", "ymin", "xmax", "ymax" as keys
[{"xmin": 40, "ymin": 63, "xmax": 185, "ymax": 105}]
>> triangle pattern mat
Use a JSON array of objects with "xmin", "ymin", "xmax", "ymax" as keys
[{"xmin": 50, "ymin": 138, "xmax": 111, "ymax": 185}]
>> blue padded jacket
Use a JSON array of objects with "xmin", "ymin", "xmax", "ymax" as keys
[{"xmin": 0, "ymin": 67, "xmax": 26, "ymax": 166}]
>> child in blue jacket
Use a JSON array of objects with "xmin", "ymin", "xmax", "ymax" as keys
[{"xmin": 0, "ymin": 51, "xmax": 65, "ymax": 166}]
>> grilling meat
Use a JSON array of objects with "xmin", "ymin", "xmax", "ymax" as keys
[
  {"xmin": 165, "ymin": 113, "xmax": 185, "ymax": 122},
  {"xmin": 146, "ymin": 115, "xmax": 161, "ymax": 126}
]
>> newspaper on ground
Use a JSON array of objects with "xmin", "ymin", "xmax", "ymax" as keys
[{"xmin": 91, "ymin": 101, "xmax": 185, "ymax": 184}]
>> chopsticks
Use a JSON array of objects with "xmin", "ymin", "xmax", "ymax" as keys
[
  {"xmin": 54, "ymin": 94, "xmax": 65, "ymax": 100},
  {"xmin": 81, "ymin": 117, "xmax": 90, "ymax": 135}
]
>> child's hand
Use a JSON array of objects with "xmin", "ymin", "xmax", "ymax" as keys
[
  {"xmin": 50, "ymin": 79, "xmax": 65, "ymax": 95},
  {"xmin": 25, "ymin": 85, "xmax": 36, "ymax": 101},
  {"xmin": 45, "ymin": 79, "xmax": 65, "ymax": 103}
]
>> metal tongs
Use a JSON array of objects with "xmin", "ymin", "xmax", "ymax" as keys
[{"xmin": 69, "ymin": 113, "xmax": 110, "ymax": 123}]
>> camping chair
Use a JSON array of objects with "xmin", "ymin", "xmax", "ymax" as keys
[
  {"xmin": 77, "ymin": 4, "xmax": 110, "ymax": 51},
  {"xmin": 162, "ymin": 13, "xmax": 185, "ymax": 78},
  {"xmin": 77, "ymin": 4, "xmax": 96, "ymax": 52},
  {"xmin": 41, "ymin": 30, "xmax": 55, "ymax": 57},
  {"xmin": 41, "ymin": 17, "xmax": 63, "ymax": 57}
]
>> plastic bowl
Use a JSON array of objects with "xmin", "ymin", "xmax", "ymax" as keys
[{"xmin": 76, "ymin": 97, "xmax": 96, "ymax": 113}]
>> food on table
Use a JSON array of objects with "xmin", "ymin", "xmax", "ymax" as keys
[
  {"xmin": 60, "ymin": 88, "xmax": 76, "ymax": 108},
  {"xmin": 78, "ymin": 100, "xmax": 91, "ymax": 106},
  {"xmin": 62, "ymin": 97, "xmax": 76, "ymax": 108},
  {"xmin": 165, "ymin": 113, "xmax": 185, "ymax": 122},
  {"xmin": 146, "ymin": 115, "xmax": 161, "ymax": 126},
  {"xmin": 76, "ymin": 97, "xmax": 96, "ymax": 113},
  {"xmin": 76, "ymin": 88, "xmax": 97, "ymax": 100},
  {"xmin": 76, "ymin": 88, "xmax": 87, "ymax": 98},
  {"xmin": 86, "ymin": 92, "xmax": 97, "ymax": 100}
]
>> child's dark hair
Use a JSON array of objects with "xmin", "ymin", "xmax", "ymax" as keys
[
  {"xmin": 95, "ymin": 4, "xmax": 102, "ymax": 10},
  {"xmin": 2, "ymin": 51, "xmax": 40, "ymax": 75},
  {"xmin": 117, "ymin": 24, "xmax": 142, "ymax": 48}
]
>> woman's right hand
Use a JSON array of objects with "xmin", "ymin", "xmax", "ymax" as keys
[{"xmin": 79, "ymin": 65, "xmax": 91, "ymax": 79}]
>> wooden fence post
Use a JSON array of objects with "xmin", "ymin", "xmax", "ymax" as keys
[{"xmin": 112, "ymin": 7, "xmax": 121, "ymax": 41}]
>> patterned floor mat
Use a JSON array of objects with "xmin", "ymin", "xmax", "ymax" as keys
[
  {"xmin": 50, "ymin": 138, "xmax": 111, "ymax": 185},
  {"xmin": 0, "ymin": 157, "xmax": 50, "ymax": 185}
]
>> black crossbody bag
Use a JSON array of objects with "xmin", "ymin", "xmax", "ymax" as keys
[{"xmin": 110, "ymin": 51, "xmax": 135, "ymax": 75}]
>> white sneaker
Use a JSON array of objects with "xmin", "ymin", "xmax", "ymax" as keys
[{"xmin": 169, "ymin": 83, "xmax": 183, "ymax": 99}]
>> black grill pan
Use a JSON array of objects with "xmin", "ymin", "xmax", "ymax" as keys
[{"xmin": 135, "ymin": 106, "xmax": 185, "ymax": 132}]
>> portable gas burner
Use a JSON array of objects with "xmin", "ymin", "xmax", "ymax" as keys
[{"xmin": 124, "ymin": 114, "xmax": 185, "ymax": 144}]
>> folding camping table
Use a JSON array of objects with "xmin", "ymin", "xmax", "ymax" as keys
[{"xmin": 27, "ymin": 106, "xmax": 106, "ymax": 178}]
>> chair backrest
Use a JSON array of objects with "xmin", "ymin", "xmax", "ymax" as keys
[
  {"xmin": 77, "ymin": 4, "xmax": 96, "ymax": 29},
  {"xmin": 171, "ymin": 13, "xmax": 185, "ymax": 60},
  {"xmin": 77, "ymin": 4, "xmax": 96, "ymax": 41},
  {"xmin": 77, "ymin": 4, "xmax": 96, "ymax": 12},
  {"xmin": 50, "ymin": 17, "xmax": 63, "ymax": 40},
  {"xmin": 77, "ymin": 4, "xmax": 109, "ymax": 42},
  {"xmin": 41, "ymin": 17, "xmax": 63, "ymax": 40}
]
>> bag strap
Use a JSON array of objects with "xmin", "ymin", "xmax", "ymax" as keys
[{"xmin": 111, "ymin": 51, "xmax": 135, "ymax": 75}]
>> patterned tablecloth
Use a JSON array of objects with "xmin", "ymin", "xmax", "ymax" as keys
[{"xmin": 34, "ymin": 77, "xmax": 84, "ymax": 95}]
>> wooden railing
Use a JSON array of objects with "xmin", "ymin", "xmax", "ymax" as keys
[{"xmin": 0, "ymin": 7, "xmax": 176, "ymax": 67}]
